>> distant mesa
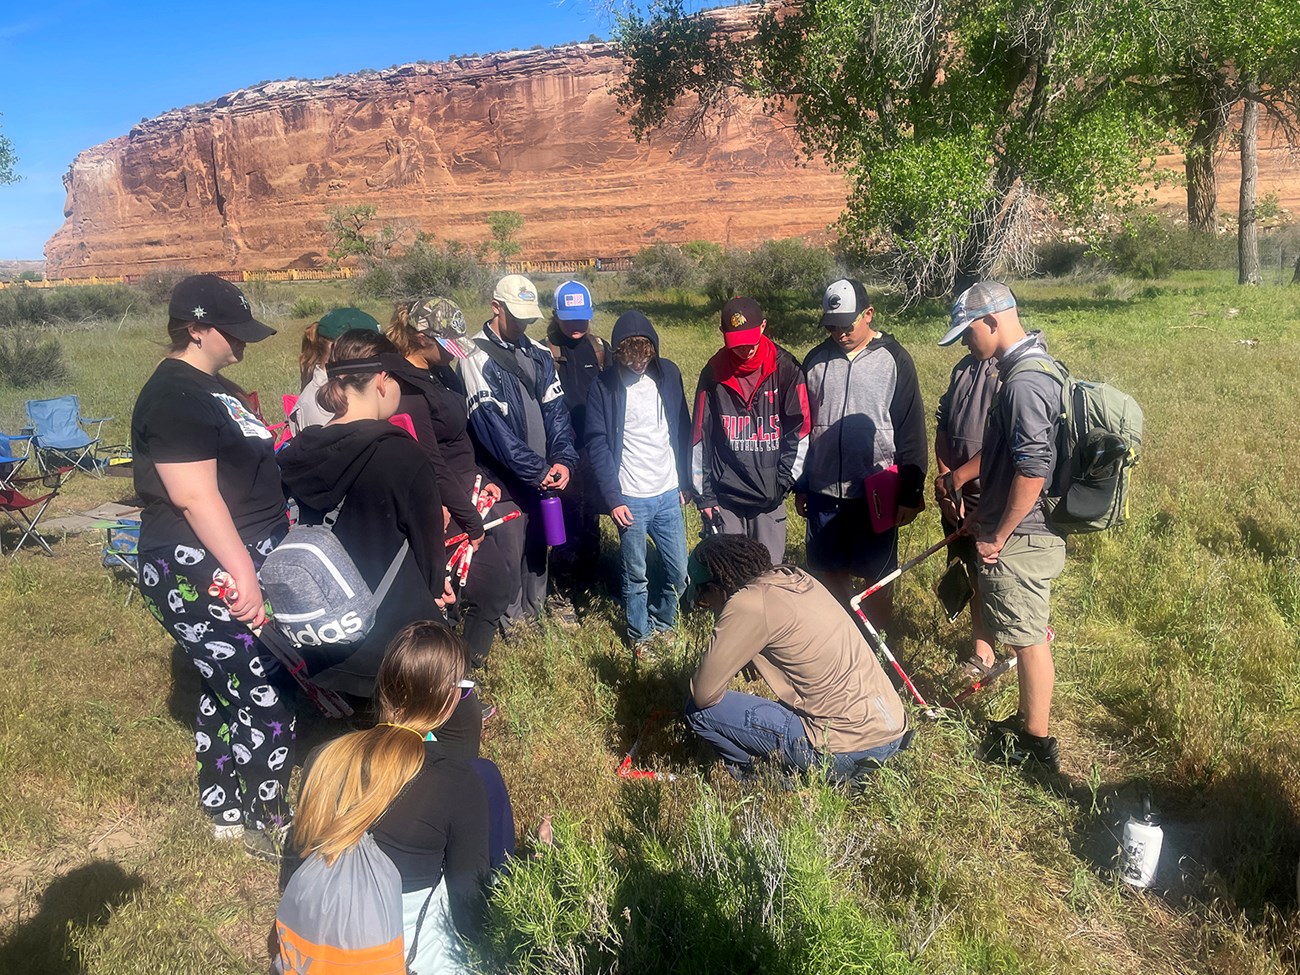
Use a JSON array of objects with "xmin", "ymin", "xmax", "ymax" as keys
[{"xmin": 45, "ymin": 8, "xmax": 847, "ymax": 277}]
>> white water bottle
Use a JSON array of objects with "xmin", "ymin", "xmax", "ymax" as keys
[{"xmin": 1120, "ymin": 796, "xmax": 1163, "ymax": 888}]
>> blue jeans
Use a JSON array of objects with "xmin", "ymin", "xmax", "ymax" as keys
[
  {"xmin": 618, "ymin": 489, "xmax": 688, "ymax": 643},
  {"xmin": 684, "ymin": 691, "xmax": 906, "ymax": 783}
]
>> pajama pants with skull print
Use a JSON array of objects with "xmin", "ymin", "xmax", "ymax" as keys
[{"xmin": 139, "ymin": 531, "xmax": 295, "ymax": 832}]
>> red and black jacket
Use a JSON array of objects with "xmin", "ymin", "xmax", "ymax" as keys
[{"xmin": 691, "ymin": 338, "xmax": 811, "ymax": 515}]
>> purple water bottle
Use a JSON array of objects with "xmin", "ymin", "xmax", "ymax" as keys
[{"xmin": 539, "ymin": 493, "xmax": 567, "ymax": 547}]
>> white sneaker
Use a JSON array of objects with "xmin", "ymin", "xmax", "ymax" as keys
[{"xmin": 212, "ymin": 822, "xmax": 245, "ymax": 842}]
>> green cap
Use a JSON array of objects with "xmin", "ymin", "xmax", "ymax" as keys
[
  {"xmin": 684, "ymin": 549, "xmax": 716, "ymax": 607},
  {"xmin": 317, "ymin": 306, "xmax": 381, "ymax": 340}
]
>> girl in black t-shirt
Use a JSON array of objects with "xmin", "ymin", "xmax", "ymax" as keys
[{"xmin": 130, "ymin": 274, "xmax": 295, "ymax": 859}]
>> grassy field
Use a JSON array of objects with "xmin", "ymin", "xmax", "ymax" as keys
[{"xmin": 1, "ymin": 271, "xmax": 1299, "ymax": 973}]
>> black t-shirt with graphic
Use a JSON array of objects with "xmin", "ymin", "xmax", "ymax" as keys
[{"xmin": 131, "ymin": 358, "xmax": 287, "ymax": 551}]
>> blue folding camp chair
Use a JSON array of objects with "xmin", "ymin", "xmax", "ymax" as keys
[
  {"xmin": 24, "ymin": 395, "xmax": 113, "ymax": 477},
  {"xmin": 101, "ymin": 516, "xmax": 141, "ymax": 602},
  {"xmin": 0, "ymin": 432, "xmax": 31, "ymax": 487}
]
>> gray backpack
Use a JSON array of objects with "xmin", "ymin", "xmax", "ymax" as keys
[
  {"xmin": 260, "ymin": 520, "xmax": 409, "ymax": 651},
  {"xmin": 1003, "ymin": 356, "xmax": 1144, "ymax": 535},
  {"xmin": 275, "ymin": 831, "xmax": 435, "ymax": 974}
]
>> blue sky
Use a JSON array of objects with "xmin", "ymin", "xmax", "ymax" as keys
[{"xmin": 0, "ymin": 0, "xmax": 615, "ymax": 260}]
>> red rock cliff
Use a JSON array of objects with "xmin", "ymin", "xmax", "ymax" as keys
[{"xmin": 46, "ymin": 13, "xmax": 849, "ymax": 276}]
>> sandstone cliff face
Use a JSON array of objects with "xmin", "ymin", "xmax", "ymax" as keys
[{"xmin": 47, "ymin": 17, "xmax": 849, "ymax": 276}]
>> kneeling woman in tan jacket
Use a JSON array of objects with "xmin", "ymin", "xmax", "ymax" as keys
[{"xmin": 684, "ymin": 534, "xmax": 912, "ymax": 783}]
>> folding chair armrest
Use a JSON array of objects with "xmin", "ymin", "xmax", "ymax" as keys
[
  {"xmin": 84, "ymin": 416, "xmax": 113, "ymax": 424},
  {"xmin": 1, "ymin": 433, "xmax": 32, "ymax": 443}
]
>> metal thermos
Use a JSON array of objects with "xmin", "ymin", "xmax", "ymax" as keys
[{"xmin": 1120, "ymin": 795, "xmax": 1163, "ymax": 888}]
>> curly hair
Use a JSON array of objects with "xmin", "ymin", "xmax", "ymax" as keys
[{"xmin": 692, "ymin": 533, "xmax": 773, "ymax": 596}]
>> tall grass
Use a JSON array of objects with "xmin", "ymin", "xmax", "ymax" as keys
[{"xmin": 1, "ymin": 271, "xmax": 1298, "ymax": 973}]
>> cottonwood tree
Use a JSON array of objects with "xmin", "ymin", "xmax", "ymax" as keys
[
  {"xmin": 614, "ymin": 0, "xmax": 1167, "ymax": 299},
  {"xmin": 485, "ymin": 210, "xmax": 526, "ymax": 267},
  {"xmin": 1151, "ymin": 0, "xmax": 1300, "ymax": 248},
  {"xmin": 324, "ymin": 204, "xmax": 407, "ymax": 267},
  {"xmin": 1129, "ymin": 0, "xmax": 1300, "ymax": 292},
  {"xmin": 0, "ymin": 114, "xmax": 16, "ymax": 185}
]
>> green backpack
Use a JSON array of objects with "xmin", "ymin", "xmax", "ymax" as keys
[{"xmin": 1003, "ymin": 356, "xmax": 1144, "ymax": 534}]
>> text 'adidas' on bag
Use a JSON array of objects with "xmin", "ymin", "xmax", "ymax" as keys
[
  {"xmin": 259, "ymin": 524, "xmax": 409, "ymax": 649},
  {"xmin": 1005, "ymin": 357, "xmax": 1144, "ymax": 534}
]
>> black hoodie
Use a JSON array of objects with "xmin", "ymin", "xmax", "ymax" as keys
[
  {"xmin": 277, "ymin": 420, "xmax": 443, "ymax": 696},
  {"xmin": 584, "ymin": 311, "xmax": 693, "ymax": 512}
]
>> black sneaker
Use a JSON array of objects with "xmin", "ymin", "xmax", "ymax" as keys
[
  {"xmin": 546, "ymin": 595, "xmax": 579, "ymax": 626},
  {"xmin": 980, "ymin": 717, "xmax": 1060, "ymax": 773},
  {"xmin": 244, "ymin": 826, "xmax": 286, "ymax": 864}
]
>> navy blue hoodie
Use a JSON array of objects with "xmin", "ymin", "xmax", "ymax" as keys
[{"xmin": 584, "ymin": 311, "xmax": 693, "ymax": 512}]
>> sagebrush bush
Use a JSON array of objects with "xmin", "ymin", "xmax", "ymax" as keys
[
  {"xmin": 290, "ymin": 295, "xmax": 326, "ymax": 319},
  {"xmin": 0, "ymin": 285, "xmax": 137, "ymax": 328},
  {"xmin": 354, "ymin": 240, "xmax": 490, "ymax": 303},
  {"xmin": 705, "ymin": 238, "xmax": 836, "ymax": 313},
  {"xmin": 627, "ymin": 243, "xmax": 705, "ymax": 292},
  {"xmin": 479, "ymin": 789, "xmax": 917, "ymax": 974},
  {"xmin": 0, "ymin": 332, "xmax": 70, "ymax": 388},
  {"xmin": 132, "ymin": 269, "xmax": 193, "ymax": 305}
]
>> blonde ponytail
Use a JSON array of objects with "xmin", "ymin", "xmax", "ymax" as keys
[{"xmin": 292, "ymin": 621, "xmax": 468, "ymax": 863}]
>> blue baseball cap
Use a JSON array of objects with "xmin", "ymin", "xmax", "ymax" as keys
[{"xmin": 553, "ymin": 280, "xmax": 593, "ymax": 326}]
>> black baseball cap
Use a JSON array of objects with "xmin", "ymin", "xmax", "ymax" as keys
[
  {"xmin": 720, "ymin": 296, "xmax": 765, "ymax": 348},
  {"xmin": 168, "ymin": 274, "xmax": 276, "ymax": 342}
]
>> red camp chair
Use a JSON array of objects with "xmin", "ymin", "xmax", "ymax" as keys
[
  {"xmin": 0, "ymin": 471, "xmax": 64, "ymax": 557},
  {"xmin": 249, "ymin": 390, "xmax": 293, "ymax": 449}
]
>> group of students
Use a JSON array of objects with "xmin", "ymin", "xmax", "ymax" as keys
[{"xmin": 129, "ymin": 269, "xmax": 1070, "ymax": 970}]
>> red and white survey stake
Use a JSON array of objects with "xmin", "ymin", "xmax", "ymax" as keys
[
  {"xmin": 850, "ymin": 528, "xmax": 962, "ymax": 605},
  {"xmin": 444, "ymin": 509, "xmax": 520, "ymax": 548}
]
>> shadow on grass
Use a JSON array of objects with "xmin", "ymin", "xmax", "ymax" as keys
[
  {"xmin": 0, "ymin": 861, "xmax": 144, "ymax": 975},
  {"xmin": 1070, "ymin": 760, "xmax": 1300, "ymax": 925}
]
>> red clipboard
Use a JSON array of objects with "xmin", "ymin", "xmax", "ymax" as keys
[{"xmin": 865, "ymin": 465, "xmax": 900, "ymax": 533}]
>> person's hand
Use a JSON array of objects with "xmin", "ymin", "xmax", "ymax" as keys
[
  {"xmin": 934, "ymin": 470, "xmax": 954, "ymax": 503},
  {"xmin": 480, "ymin": 482, "xmax": 502, "ymax": 508},
  {"xmin": 896, "ymin": 504, "xmax": 922, "ymax": 527},
  {"xmin": 442, "ymin": 506, "xmax": 452, "ymax": 531},
  {"xmin": 794, "ymin": 493, "xmax": 808, "ymax": 518},
  {"xmin": 938, "ymin": 494, "xmax": 962, "ymax": 525},
  {"xmin": 976, "ymin": 534, "xmax": 1004, "ymax": 563},
  {"xmin": 679, "ymin": 491, "xmax": 689, "ymax": 507},
  {"xmin": 542, "ymin": 463, "xmax": 570, "ymax": 491},
  {"xmin": 959, "ymin": 504, "xmax": 979, "ymax": 535},
  {"xmin": 435, "ymin": 576, "xmax": 457, "ymax": 609},
  {"xmin": 229, "ymin": 570, "xmax": 268, "ymax": 629},
  {"xmin": 469, "ymin": 531, "xmax": 484, "ymax": 552},
  {"xmin": 611, "ymin": 505, "xmax": 634, "ymax": 528}
]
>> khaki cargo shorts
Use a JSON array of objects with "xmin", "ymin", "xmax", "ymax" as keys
[{"xmin": 976, "ymin": 532, "xmax": 1066, "ymax": 648}]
